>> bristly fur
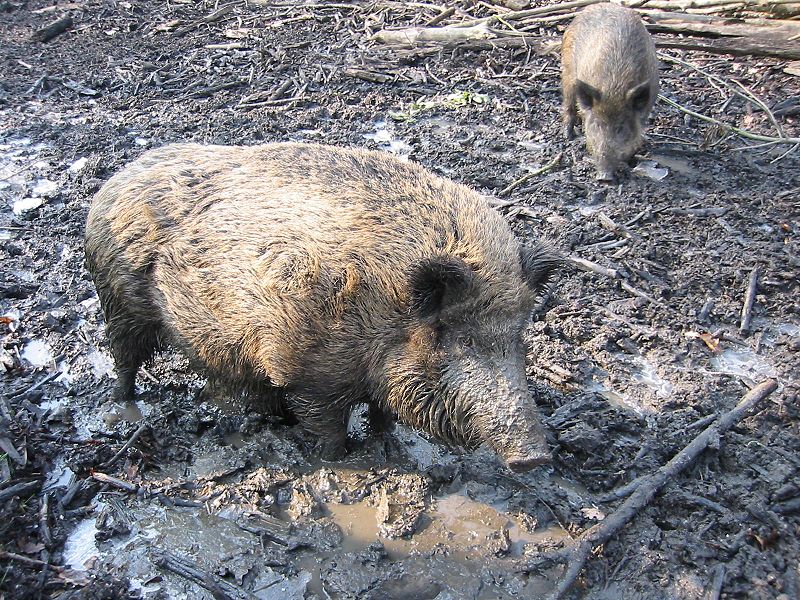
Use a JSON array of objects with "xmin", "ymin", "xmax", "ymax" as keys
[{"xmin": 85, "ymin": 142, "xmax": 559, "ymax": 462}]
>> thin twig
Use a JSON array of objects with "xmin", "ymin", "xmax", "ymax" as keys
[
  {"xmin": 152, "ymin": 549, "xmax": 256, "ymax": 600},
  {"xmin": 101, "ymin": 423, "xmax": 148, "ymax": 469},
  {"xmin": 658, "ymin": 54, "xmax": 786, "ymax": 139},
  {"xmin": 9, "ymin": 371, "xmax": 61, "ymax": 398},
  {"xmin": 91, "ymin": 472, "xmax": 139, "ymax": 493},
  {"xmin": 709, "ymin": 564, "xmax": 726, "ymax": 600},
  {"xmin": 739, "ymin": 266, "xmax": 759, "ymax": 334},
  {"xmin": 567, "ymin": 256, "xmax": 620, "ymax": 279},
  {"xmin": 498, "ymin": 153, "xmax": 562, "ymax": 197},
  {"xmin": 39, "ymin": 492, "xmax": 53, "ymax": 547},
  {"xmin": 0, "ymin": 480, "xmax": 41, "ymax": 503},
  {"xmin": 540, "ymin": 379, "xmax": 778, "ymax": 599},
  {"xmin": 659, "ymin": 95, "xmax": 800, "ymax": 147},
  {"xmin": 425, "ymin": 6, "xmax": 455, "ymax": 27}
]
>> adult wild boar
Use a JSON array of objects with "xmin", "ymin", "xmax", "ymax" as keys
[
  {"xmin": 562, "ymin": 2, "xmax": 659, "ymax": 181},
  {"xmin": 85, "ymin": 143, "xmax": 561, "ymax": 471}
]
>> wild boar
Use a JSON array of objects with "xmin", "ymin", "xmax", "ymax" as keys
[
  {"xmin": 561, "ymin": 3, "xmax": 659, "ymax": 181},
  {"xmin": 85, "ymin": 143, "xmax": 561, "ymax": 471}
]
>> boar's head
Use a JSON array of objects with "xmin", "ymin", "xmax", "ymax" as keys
[{"xmin": 381, "ymin": 242, "xmax": 561, "ymax": 472}]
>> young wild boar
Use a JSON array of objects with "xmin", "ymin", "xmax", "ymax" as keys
[
  {"xmin": 561, "ymin": 3, "xmax": 659, "ymax": 181},
  {"xmin": 85, "ymin": 143, "xmax": 561, "ymax": 472}
]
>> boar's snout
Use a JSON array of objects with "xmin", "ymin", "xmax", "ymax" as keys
[
  {"xmin": 472, "ymin": 362, "xmax": 552, "ymax": 473},
  {"xmin": 496, "ymin": 417, "xmax": 552, "ymax": 472}
]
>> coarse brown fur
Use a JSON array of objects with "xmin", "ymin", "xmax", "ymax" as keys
[
  {"xmin": 85, "ymin": 142, "xmax": 560, "ymax": 468},
  {"xmin": 561, "ymin": 2, "xmax": 659, "ymax": 181}
]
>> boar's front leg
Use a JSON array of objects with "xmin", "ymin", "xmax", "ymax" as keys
[
  {"xmin": 288, "ymin": 391, "xmax": 356, "ymax": 461},
  {"xmin": 368, "ymin": 402, "xmax": 394, "ymax": 435}
]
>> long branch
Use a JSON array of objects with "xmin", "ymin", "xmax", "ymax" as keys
[{"xmin": 544, "ymin": 379, "xmax": 779, "ymax": 600}]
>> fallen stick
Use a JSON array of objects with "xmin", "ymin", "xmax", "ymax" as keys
[
  {"xmin": 152, "ymin": 549, "xmax": 256, "ymax": 600},
  {"xmin": 567, "ymin": 256, "xmax": 620, "ymax": 280},
  {"xmin": 425, "ymin": 6, "xmax": 455, "ymax": 27},
  {"xmin": 0, "ymin": 480, "xmax": 41, "ymax": 503},
  {"xmin": 537, "ymin": 379, "xmax": 778, "ymax": 600},
  {"xmin": 658, "ymin": 52, "xmax": 785, "ymax": 139},
  {"xmin": 31, "ymin": 16, "xmax": 73, "ymax": 42},
  {"xmin": 91, "ymin": 472, "xmax": 139, "ymax": 493},
  {"xmin": 709, "ymin": 564, "xmax": 726, "ymax": 600},
  {"xmin": 101, "ymin": 423, "xmax": 148, "ymax": 469},
  {"xmin": 372, "ymin": 23, "xmax": 493, "ymax": 45},
  {"xmin": 498, "ymin": 153, "xmax": 562, "ymax": 197},
  {"xmin": 620, "ymin": 281, "xmax": 664, "ymax": 307},
  {"xmin": 0, "ymin": 550, "xmax": 64, "ymax": 573},
  {"xmin": 659, "ymin": 95, "xmax": 800, "ymax": 146},
  {"xmin": 739, "ymin": 266, "xmax": 759, "ymax": 334}
]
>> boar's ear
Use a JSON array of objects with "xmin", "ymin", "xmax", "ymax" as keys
[
  {"xmin": 409, "ymin": 256, "xmax": 474, "ymax": 320},
  {"xmin": 627, "ymin": 81, "xmax": 651, "ymax": 112},
  {"xmin": 576, "ymin": 79, "xmax": 602, "ymax": 110},
  {"xmin": 519, "ymin": 243, "xmax": 562, "ymax": 295}
]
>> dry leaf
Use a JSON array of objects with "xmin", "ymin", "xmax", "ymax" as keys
[{"xmin": 685, "ymin": 331, "xmax": 722, "ymax": 353}]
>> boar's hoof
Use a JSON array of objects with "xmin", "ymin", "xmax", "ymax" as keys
[{"xmin": 505, "ymin": 452, "xmax": 551, "ymax": 472}]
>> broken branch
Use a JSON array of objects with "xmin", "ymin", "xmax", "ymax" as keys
[
  {"xmin": 101, "ymin": 423, "xmax": 148, "ymax": 469},
  {"xmin": 739, "ymin": 266, "xmax": 760, "ymax": 334},
  {"xmin": 658, "ymin": 95, "xmax": 800, "ymax": 147},
  {"xmin": 540, "ymin": 379, "xmax": 778, "ymax": 599},
  {"xmin": 31, "ymin": 16, "xmax": 73, "ymax": 43},
  {"xmin": 152, "ymin": 549, "xmax": 256, "ymax": 600}
]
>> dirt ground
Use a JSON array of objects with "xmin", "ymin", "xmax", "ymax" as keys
[{"xmin": 1, "ymin": 1, "xmax": 798, "ymax": 598}]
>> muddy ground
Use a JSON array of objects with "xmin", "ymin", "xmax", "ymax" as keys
[{"xmin": 1, "ymin": 1, "xmax": 798, "ymax": 598}]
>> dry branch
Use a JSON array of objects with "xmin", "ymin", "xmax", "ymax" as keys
[
  {"xmin": 659, "ymin": 95, "xmax": 800, "ymax": 147},
  {"xmin": 31, "ymin": 16, "xmax": 73, "ymax": 42},
  {"xmin": 371, "ymin": 0, "xmax": 800, "ymax": 59},
  {"xmin": 535, "ymin": 379, "xmax": 779, "ymax": 600},
  {"xmin": 739, "ymin": 266, "xmax": 760, "ymax": 334},
  {"xmin": 101, "ymin": 423, "xmax": 148, "ymax": 469},
  {"xmin": 372, "ymin": 23, "xmax": 494, "ymax": 45},
  {"xmin": 152, "ymin": 550, "xmax": 256, "ymax": 600},
  {"xmin": 0, "ymin": 480, "xmax": 40, "ymax": 503},
  {"xmin": 498, "ymin": 153, "xmax": 562, "ymax": 196}
]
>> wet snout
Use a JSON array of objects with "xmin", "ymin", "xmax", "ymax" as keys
[{"xmin": 479, "ymin": 363, "xmax": 552, "ymax": 473}]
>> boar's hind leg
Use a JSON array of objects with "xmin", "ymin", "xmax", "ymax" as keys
[{"xmin": 106, "ymin": 312, "xmax": 162, "ymax": 405}]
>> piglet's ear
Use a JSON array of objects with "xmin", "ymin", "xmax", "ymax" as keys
[
  {"xmin": 409, "ymin": 256, "xmax": 474, "ymax": 320},
  {"xmin": 519, "ymin": 243, "xmax": 562, "ymax": 295}
]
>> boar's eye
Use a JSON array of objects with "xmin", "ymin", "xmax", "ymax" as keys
[
  {"xmin": 519, "ymin": 242, "xmax": 563, "ymax": 295},
  {"xmin": 458, "ymin": 334, "xmax": 475, "ymax": 349}
]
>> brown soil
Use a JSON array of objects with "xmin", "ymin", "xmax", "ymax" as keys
[{"xmin": 1, "ymin": 1, "xmax": 798, "ymax": 599}]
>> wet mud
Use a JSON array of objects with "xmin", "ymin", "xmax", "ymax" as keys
[{"xmin": 1, "ymin": 1, "xmax": 798, "ymax": 599}]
